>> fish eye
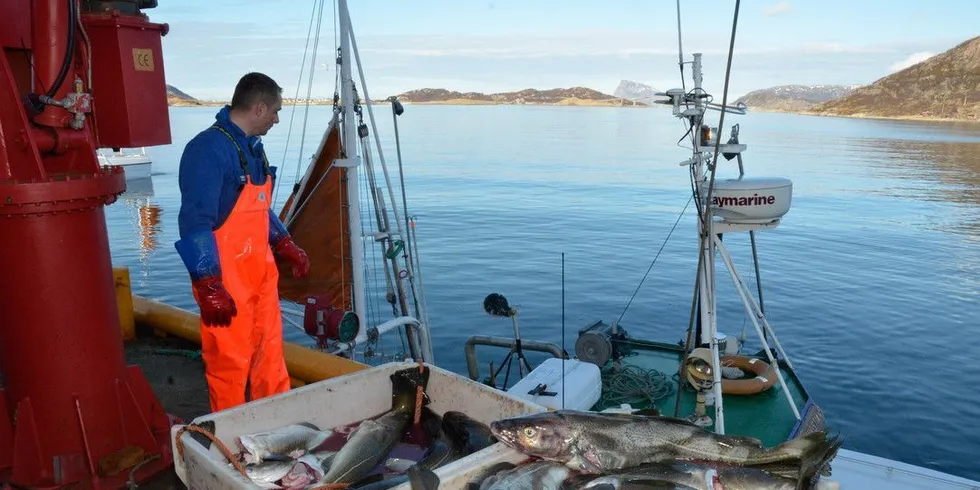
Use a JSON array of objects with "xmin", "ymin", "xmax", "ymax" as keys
[{"xmin": 523, "ymin": 427, "xmax": 536, "ymax": 438}]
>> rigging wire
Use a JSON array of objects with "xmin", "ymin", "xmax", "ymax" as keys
[
  {"xmin": 615, "ymin": 194, "xmax": 694, "ymax": 326},
  {"xmin": 700, "ymin": 0, "xmax": 742, "ymax": 232},
  {"xmin": 292, "ymin": 0, "xmax": 328, "ymax": 187},
  {"xmin": 273, "ymin": 0, "xmax": 321, "ymax": 207}
]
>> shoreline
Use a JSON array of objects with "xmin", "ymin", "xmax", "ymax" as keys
[
  {"xmin": 743, "ymin": 107, "xmax": 980, "ymax": 124},
  {"xmin": 169, "ymin": 100, "xmax": 980, "ymax": 123},
  {"xmin": 170, "ymin": 100, "xmax": 647, "ymax": 109}
]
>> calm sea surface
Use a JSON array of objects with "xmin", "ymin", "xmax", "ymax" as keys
[{"xmin": 106, "ymin": 105, "xmax": 980, "ymax": 480}]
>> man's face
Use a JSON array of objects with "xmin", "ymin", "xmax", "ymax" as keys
[{"xmin": 254, "ymin": 96, "xmax": 282, "ymax": 136}]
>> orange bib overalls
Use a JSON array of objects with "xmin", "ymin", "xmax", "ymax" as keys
[{"xmin": 197, "ymin": 125, "xmax": 290, "ymax": 412}]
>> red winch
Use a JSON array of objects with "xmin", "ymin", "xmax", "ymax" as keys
[{"xmin": 0, "ymin": 1, "xmax": 174, "ymax": 488}]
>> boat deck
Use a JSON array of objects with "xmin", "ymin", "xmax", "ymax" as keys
[
  {"xmin": 124, "ymin": 331, "xmax": 208, "ymax": 489},
  {"xmin": 593, "ymin": 338, "xmax": 812, "ymax": 447}
]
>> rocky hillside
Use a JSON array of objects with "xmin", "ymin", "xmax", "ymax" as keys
[
  {"xmin": 167, "ymin": 84, "xmax": 202, "ymax": 106},
  {"xmin": 809, "ymin": 36, "xmax": 980, "ymax": 121},
  {"xmin": 388, "ymin": 87, "xmax": 645, "ymax": 107},
  {"xmin": 614, "ymin": 80, "xmax": 661, "ymax": 105},
  {"xmin": 734, "ymin": 84, "xmax": 860, "ymax": 112}
]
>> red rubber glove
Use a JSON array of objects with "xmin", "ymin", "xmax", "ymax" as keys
[
  {"xmin": 191, "ymin": 276, "xmax": 237, "ymax": 327},
  {"xmin": 274, "ymin": 236, "xmax": 310, "ymax": 278}
]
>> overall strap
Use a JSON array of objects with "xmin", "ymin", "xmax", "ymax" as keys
[
  {"xmin": 209, "ymin": 125, "xmax": 249, "ymax": 185},
  {"xmin": 258, "ymin": 147, "xmax": 272, "ymax": 177}
]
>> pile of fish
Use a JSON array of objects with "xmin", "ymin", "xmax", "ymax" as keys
[
  {"xmin": 447, "ymin": 409, "xmax": 844, "ymax": 490},
  {"xmin": 226, "ymin": 406, "xmax": 498, "ymax": 489}
]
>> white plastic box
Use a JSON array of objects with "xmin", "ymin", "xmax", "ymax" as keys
[
  {"xmin": 505, "ymin": 358, "xmax": 602, "ymax": 411},
  {"xmin": 170, "ymin": 361, "xmax": 547, "ymax": 490}
]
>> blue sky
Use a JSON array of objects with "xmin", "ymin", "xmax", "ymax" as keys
[{"xmin": 150, "ymin": 0, "xmax": 979, "ymax": 101}]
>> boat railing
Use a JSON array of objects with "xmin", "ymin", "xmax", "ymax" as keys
[{"xmin": 463, "ymin": 335, "xmax": 568, "ymax": 384}]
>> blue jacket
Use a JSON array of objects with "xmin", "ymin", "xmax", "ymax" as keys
[{"xmin": 174, "ymin": 106, "xmax": 289, "ymax": 281}]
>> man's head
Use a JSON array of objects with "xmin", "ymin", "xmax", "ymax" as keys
[{"xmin": 229, "ymin": 72, "xmax": 283, "ymax": 136}]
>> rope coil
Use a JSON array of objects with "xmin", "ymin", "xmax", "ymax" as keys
[{"xmin": 601, "ymin": 365, "xmax": 674, "ymax": 408}]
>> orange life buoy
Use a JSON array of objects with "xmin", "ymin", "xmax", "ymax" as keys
[{"xmin": 718, "ymin": 355, "xmax": 777, "ymax": 395}]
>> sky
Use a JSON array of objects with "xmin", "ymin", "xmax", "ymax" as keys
[{"xmin": 149, "ymin": 0, "xmax": 980, "ymax": 101}]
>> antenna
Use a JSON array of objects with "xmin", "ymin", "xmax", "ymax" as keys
[{"xmin": 561, "ymin": 252, "xmax": 565, "ymax": 410}]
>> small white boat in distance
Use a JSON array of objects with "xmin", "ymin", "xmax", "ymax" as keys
[{"xmin": 98, "ymin": 147, "xmax": 152, "ymax": 180}]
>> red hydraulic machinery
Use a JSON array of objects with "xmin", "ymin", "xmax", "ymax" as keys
[{"xmin": 0, "ymin": 1, "xmax": 175, "ymax": 488}]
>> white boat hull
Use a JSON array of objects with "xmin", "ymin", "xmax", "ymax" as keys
[
  {"xmin": 98, "ymin": 148, "xmax": 152, "ymax": 180},
  {"xmin": 830, "ymin": 449, "xmax": 980, "ymax": 490}
]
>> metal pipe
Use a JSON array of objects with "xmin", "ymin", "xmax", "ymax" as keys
[
  {"xmin": 408, "ymin": 216, "xmax": 430, "ymax": 335},
  {"xmin": 32, "ymin": 126, "xmax": 90, "ymax": 155},
  {"xmin": 749, "ymin": 229, "xmax": 767, "ymax": 341},
  {"xmin": 713, "ymin": 236, "xmax": 800, "ymax": 419},
  {"xmin": 389, "ymin": 99, "xmax": 422, "ymax": 324},
  {"xmin": 464, "ymin": 335, "xmax": 566, "ymax": 381}
]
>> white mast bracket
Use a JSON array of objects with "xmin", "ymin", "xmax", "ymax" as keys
[{"xmin": 334, "ymin": 157, "xmax": 359, "ymax": 168}]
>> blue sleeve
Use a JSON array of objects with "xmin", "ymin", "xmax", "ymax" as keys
[
  {"xmin": 267, "ymin": 164, "xmax": 290, "ymax": 246},
  {"xmin": 175, "ymin": 135, "xmax": 226, "ymax": 280},
  {"xmin": 175, "ymin": 231, "xmax": 221, "ymax": 281},
  {"xmin": 269, "ymin": 209, "xmax": 289, "ymax": 246}
]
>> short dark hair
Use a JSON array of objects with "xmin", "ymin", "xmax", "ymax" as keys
[{"xmin": 231, "ymin": 72, "xmax": 282, "ymax": 110}]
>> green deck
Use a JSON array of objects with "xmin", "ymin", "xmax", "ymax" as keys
[{"xmin": 591, "ymin": 338, "xmax": 814, "ymax": 448}]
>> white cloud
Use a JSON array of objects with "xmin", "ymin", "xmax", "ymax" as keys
[
  {"xmin": 763, "ymin": 2, "xmax": 792, "ymax": 16},
  {"xmin": 889, "ymin": 51, "xmax": 936, "ymax": 72},
  {"xmin": 157, "ymin": 18, "xmax": 958, "ymax": 101}
]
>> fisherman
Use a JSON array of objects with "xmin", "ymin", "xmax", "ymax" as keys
[{"xmin": 174, "ymin": 72, "xmax": 310, "ymax": 413}]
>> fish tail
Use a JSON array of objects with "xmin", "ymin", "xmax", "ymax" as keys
[
  {"xmin": 766, "ymin": 430, "xmax": 832, "ymax": 463},
  {"xmin": 796, "ymin": 432, "xmax": 844, "ymax": 490}
]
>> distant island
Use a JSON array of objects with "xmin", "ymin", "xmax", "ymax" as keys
[
  {"xmin": 167, "ymin": 85, "xmax": 205, "ymax": 106},
  {"xmin": 166, "ymin": 85, "xmax": 644, "ymax": 108},
  {"xmin": 370, "ymin": 87, "xmax": 645, "ymax": 107},
  {"xmin": 614, "ymin": 80, "xmax": 663, "ymax": 106},
  {"xmin": 166, "ymin": 35, "xmax": 980, "ymax": 122},
  {"xmin": 734, "ymin": 85, "xmax": 860, "ymax": 113},
  {"xmin": 805, "ymin": 35, "xmax": 979, "ymax": 122}
]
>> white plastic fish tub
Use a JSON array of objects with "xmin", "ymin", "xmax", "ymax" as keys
[{"xmin": 170, "ymin": 361, "xmax": 547, "ymax": 490}]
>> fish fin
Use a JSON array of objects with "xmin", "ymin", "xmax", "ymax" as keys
[
  {"xmin": 586, "ymin": 484, "xmax": 617, "ymax": 490},
  {"xmin": 721, "ymin": 435, "xmax": 765, "ymax": 448},
  {"xmin": 568, "ymin": 450, "xmax": 606, "ymax": 474},
  {"xmin": 651, "ymin": 415, "xmax": 710, "ymax": 428},
  {"xmin": 386, "ymin": 457, "xmax": 417, "ymax": 473},
  {"xmin": 465, "ymin": 461, "xmax": 515, "ymax": 489},
  {"xmin": 260, "ymin": 453, "xmax": 293, "ymax": 462},
  {"xmin": 408, "ymin": 465, "xmax": 440, "ymax": 490},
  {"xmin": 632, "ymin": 408, "xmax": 662, "ymax": 417},
  {"xmin": 296, "ymin": 421, "xmax": 321, "ymax": 431}
]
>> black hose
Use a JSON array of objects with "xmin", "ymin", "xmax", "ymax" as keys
[{"xmin": 46, "ymin": 0, "xmax": 77, "ymax": 98}]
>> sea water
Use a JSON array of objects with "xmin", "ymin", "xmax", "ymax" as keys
[{"xmin": 105, "ymin": 104, "xmax": 980, "ymax": 481}]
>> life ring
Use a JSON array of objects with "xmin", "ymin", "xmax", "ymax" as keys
[{"xmin": 719, "ymin": 355, "xmax": 777, "ymax": 395}]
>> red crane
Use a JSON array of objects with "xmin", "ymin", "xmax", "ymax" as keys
[{"xmin": 0, "ymin": 1, "xmax": 175, "ymax": 488}]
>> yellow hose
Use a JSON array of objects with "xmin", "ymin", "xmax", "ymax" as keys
[{"xmin": 120, "ymin": 269, "xmax": 368, "ymax": 385}]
